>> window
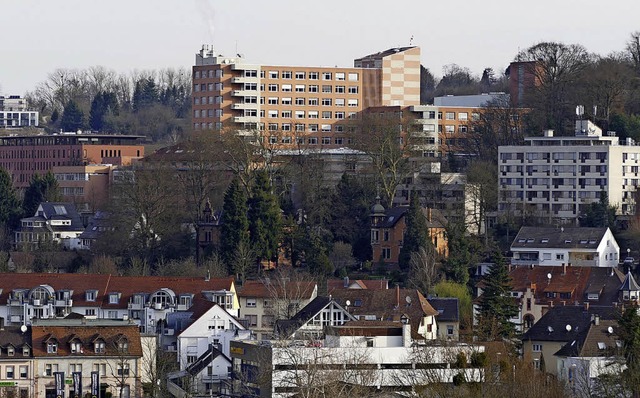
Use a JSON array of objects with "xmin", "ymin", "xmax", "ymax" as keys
[
  {"xmin": 295, "ymin": 97, "xmax": 305, "ymax": 105},
  {"xmin": 282, "ymin": 84, "xmax": 292, "ymax": 92},
  {"xmin": 69, "ymin": 364, "xmax": 82, "ymax": 373},
  {"xmin": 282, "ymin": 71, "xmax": 292, "ymax": 79},
  {"xmin": 322, "ymin": 111, "xmax": 332, "ymax": 119},
  {"xmin": 268, "ymin": 84, "xmax": 278, "ymax": 92},
  {"xmin": 86, "ymin": 290, "xmax": 97, "ymax": 301},
  {"xmin": 6, "ymin": 366, "xmax": 14, "ymax": 379},
  {"xmin": 262, "ymin": 315, "xmax": 275, "ymax": 327},
  {"xmin": 117, "ymin": 338, "xmax": 129, "ymax": 352},
  {"xmin": 295, "ymin": 71, "xmax": 305, "ymax": 79},
  {"xmin": 281, "ymin": 110, "xmax": 292, "ymax": 118},
  {"xmin": 268, "ymin": 123, "xmax": 278, "ymax": 132},
  {"xmin": 47, "ymin": 342, "xmax": 58, "ymax": 353},
  {"xmin": 556, "ymin": 254, "xmax": 565, "ymax": 260},
  {"xmin": 295, "ymin": 123, "xmax": 305, "ymax": 132},
  {"xmin": 335, "ymin": 72, "xmax": 345, "ymax": 81},
  {"xmin": 295, "ymin": 111, "xmax": 305, "ymax": 119},
  {"xmin": 268, "ymin": 110, "xmax": 278, "ymax": 118},
  {"xmin": 322, "ymin": 85, "xmax": 332, "ymax": 93},
  {"xmin": 308, "ymin": 98, "xmax": 319, "ymax": 106},
  {"xmin": 322, "ymin": 98, "xmax": 332, "ymax": 106},
  {"xmin": 295, "ymin": 85, "xmax": 305, "ymax": 92},
  {"xmin": 335, "ymin": 98, "xmax": 345, "ymax": 107},
  {"xmin": 309, "ymin": 72, "xmax": 319, "ymax": 80},
  {"xmin": 117, "ymin": 363, "xmax": 130, "ymax": 377},
  {"xmin": 335, "ymin": 137, "xmax": 344, "ymax": 145},
  {"xmin": 335, "ymin": 85, "xmax": 345, "ymax": 93},
  {"xmin": 246, "ymin": 315, "xmax": 258, "ymax": 327},
  {"xmin": 322, "ymin": 137, "xmax": 331, "ymax": 144},
  {"xmin": 382, "ymin": 248, "xmax": 391, "ymax": 259},
  {"xmin": 269, "ymin": 71, "xmax": 278, "ymax": 79},
  {"xmin": 322, "ymin": 72, "xmax": 332, "ymax": 80},
  {"xmin": 281, "ymin": 97, "xmax": 292, "ymax": 105},
  {"xmin": 532, "ymin": 344, "xmax": 542, "ymax": 352},
  {"xmin": 458, "ymin": 112, "xmax": 468, "ymax": 121},
  {"xmin": 348, "ymin": 86, "xmax": 358, "ymax": 94},
  {"xmin": 348, "ymin": 73, "xmax": 359, "ymax": 81},
  {"xmin": 309, "ymin": 124, "xmax": 319, "ymax": 132},
  {"xmin": 244, "ymin": 69, "xmax": 257, "ymax": 77},
  {"xmin": 70, "ymin": 341, "xmax": 82, "ymax": 353},
  {"xmin": 45, "ymin": 364, "xmax": 58, "ymax": 376},
  {"xmin": 246, "ymin": 298, "xmax": 257, "ymax": 307},
  {"xmin": 7, "ymin": 346, "xmax": 14, "ymax": 356},
  {"xmin": 446, "ymin": 112, "xmax": 455, "ymax": 120},
  {"xmin": 22, "ymin": 346, "xmax": 29, "ymax": 356},
  {"xmin": 187, "ymin": 355, "xmax": 197, "ymax": 364},
  {"xmin": 335, "ymin": 112, "xmax": 345, "ymax": 120},
  {"xmin": 308, "ymin": 137, "xmax": 318, "ymax": 145},
  {"xmin": 348, "ymin": 99, "xmax": 358, "ymax": 107},
  {"xmin": 308, "ymin": 111, "xmax": 318, "ymax": 119},
  {"xmin": 321, "ymin": 124, "xmax": 331, "ymax": 132},
  {"xmin": 93, "ymin": 363, "xmax": 107, "ymax": 377},
  {"xmin": 268, "ymin": 97, "xmax": 278, "ymax": 105},
  {"xmin": 109, "ymin": 293, "xmax": 119, "ymax": 304},
  {"xmin": 282, "ymin": 125, "xmax": 291, "ymax": 132}
]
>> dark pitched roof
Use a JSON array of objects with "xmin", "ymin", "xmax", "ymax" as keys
[
  {"xmin": 31, "ymin": 324, "xmax": 142, "ymax": 357},
  {"xmin": 378, "ymin": 207, "xmax": 408, "ymax": 228},
  {"xmin": 0, "ymin": 326, "xmax": 32, "ymax": 356},
  {"xmin": 511, "ymin": 226, "xmax": 609, "ymax": 249},
  {"xmin": 354, "ymin": 47, "xmax": 417, "ymax": 63},
  {"xmin": 36, "ymin": 202, "xmax": 84, "ymax": 231},
  {"xmin": 620, "ymin": 272, "xmax": 640, "ymax": 291},
  {"xmin": 274, "ymin": 297, "xmax": 357, "ymax": 338},
  {"xmin": 522, "ymin": 305, "xmax": 615, "ymax": 343},
  {"xmin": 428, "ymin": 298, "xmax": 459, "ymax": 322},
  {"xmin": 555, "ymin": 319, "xmax": 619, "ymax": 358},
  {"xmin": 185, "ymin": 345, "xmax": 229, "ymax": 376}
]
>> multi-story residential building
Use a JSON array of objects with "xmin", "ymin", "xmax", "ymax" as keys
[
  {"xmin": 237, "ymin": 280, "xmax": 317, "ymax": 340},
  {"xmin": 0, "ymin": 133, "xmax": 144, "ymax": 188},
  {"xmin": 498, "ymin": 120, "xmax": 639, "ymax": 225},
  {"xmin": 53, "ymin": 164, "xmax": 116, "ymax": 213},
  {"xmin": 506, "ymin": 61, "xmax": 540, "ymax": 107},
  {"xmin": 191, "ymin": 45, "xmax": 420, "ymax": 146},
  {"xmin": 0, "ymin": 95, "xmax": 38, "ymax": 128},
  {"xmin": 510, "ymin": 226, "xmax": 620, "ymax": 267},
  {"xmin": 14, "ymin": 202, "xmax": 85, "ymax": 250},
  {"xmin": 0, "ymin": 326, "xmax": 33, "ymax": 398},
  {"xmin": 0, "ymin": 273, "xmax": 238, "ymax": 334},
  {"xmin": 31, "ymin": 319, "xmax": 143, "ymax": 398}
]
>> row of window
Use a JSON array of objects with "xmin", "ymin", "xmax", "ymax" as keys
[
  {"xmin": 265, "ymin": 123, "xmax": 346, "ymax": 133},
  {"xmin": 195, "ymin": 82, "xmax": 360, "ymax": 94},
  {"xmin": 265, "ymin": 136, "xmax": 350, "ymax": 145},
  {"xmin": 265, "ymin": 110, "xmax": 353, "ymax": 119},
  {"xmin": 194, "ymin": 69, "xmax": 360, "ymax": 82},
  {"xmin": 0, "ymin": 365, "xmax": 28, "ymax": 379},
  {"xmin": 43, "ymin": 363, "xmax": 128, "ymax": 377}
]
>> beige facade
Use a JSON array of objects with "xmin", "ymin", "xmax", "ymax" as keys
[{"xmin": 192, "ymin": 45, "xmax": 421, "ymax": 147}]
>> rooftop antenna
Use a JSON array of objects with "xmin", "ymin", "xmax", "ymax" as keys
[
  {"xmin": 548, "ymin": 326, "xmax": 554, "ymax": 333},
  {"xmin": 409, "ymin": 35, "xmax": 414, "ymax": 46},
  {"xmin": 566, "ymin": 324, "xmax": 572, "ymax": 332}
]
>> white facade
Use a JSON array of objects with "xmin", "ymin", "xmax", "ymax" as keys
[
  {"xmin": 0, "ymin": 96, "xmax": 38, "ymax": 128},
  {"xmin": 498, "ymin": 120, "xmax": 639, "ymax": 224}
]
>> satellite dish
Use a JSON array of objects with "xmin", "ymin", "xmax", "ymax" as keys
[
  {"xmin": 345, "ymin": 300, "xmax": 351, "ymax": 307},
  {"xmin": 406, "ymin": 296, "xmax": 412, "ymax": 304},
  {"xmin": 566, "ymin": 324, "xmax": 572, "ymax": 332},
  {"xmin": 20, "ymin": 325, "xmax": 27, "ymax": 333},
  {"xmin": 608, "ymin": 326, "xmax": 614, "ymax": 334},
  {"xmin": 548, "ymin": 326, "xmax": 554, "ymax": 333},
  {"xmin": 547, "ymin": 273, "xmax": 552, "ymax": 280}
]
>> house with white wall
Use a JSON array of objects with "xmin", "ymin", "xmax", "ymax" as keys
[{"xmin": 510, "ymin": 226, "xmax": 620, "ymax": 268}]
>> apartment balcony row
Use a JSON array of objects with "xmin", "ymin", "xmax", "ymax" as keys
[
  {"xmin": 231, "ymin": 76, "xmax": 259, "ymax": 84},
  {"xmin": 8, "ymin": 298, "xmax": 73, "ymax": 307}
]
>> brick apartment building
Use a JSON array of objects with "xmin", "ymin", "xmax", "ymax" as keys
[{"xmin": 191, "ymin": 45, "xmax": 420, "ymax": 147}]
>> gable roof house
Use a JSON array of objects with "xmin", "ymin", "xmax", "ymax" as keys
[
  {"xmin": 14, "ymin": 202, "xmax": 85, "ymax": 250},
  {"xmin": 505, "ymin": 265, "xmax": 625, "ymax": 333},
  {"xmin": 330, "ymin": 286, "xmax": 439, "ymax": 341},
  {"xmin": 370, "ymin": 201, "xmax": 448, "ymax": 265},
  {"xmin": 555, "ymin": 318, "xmax": 624, "ymax": 392},
  {"xmin": 31, "ymin": 320, "xmax": 143, "ymax": 398},
  {"xmin": 274, "ymin": 296, "xmax": 357, "ymax": 340},
  {"xmin": 0, "ymin": 273, "xmax": 238, "ymax": 335},
  {"xmin": 0, "ymin": 325, "xmax": 33, "ymax": 397},
  {"xmin": 429, "ymin": 297, "xmax": 460, "ymax": 341},
  {"xmin": 237, "ymin": 280, "xmax": 317, "ymax": 340},
  {"xmin": 510, "ymin": 226, "xmax": 620, "ymax": 268},
  {"xmin": 521, "ymin": 305, "xmax": 616, "ymax": 379}
]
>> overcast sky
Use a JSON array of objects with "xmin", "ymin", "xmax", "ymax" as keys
[{"xmin": 2, "ymin": 0, "xmax": 639, "ymax": 95}]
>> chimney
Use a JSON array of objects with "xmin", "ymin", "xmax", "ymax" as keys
[
  {"xmin": 562, "ymin": 263, "xmax": 566, "ymax": 275},
  {"xmin": 550, "ymin": 301, "xmax": 554, "ymax": 307},
  {"xmin": 584, "ymin": 302, "xmax": 590, "ymax": 311},
  {"xmin": 428, "ymin": 208, "xmax": 432, "ymax": 223},
  {"xmin": 396, "ymin": 285, "xmax": 400, "ymax": 309},
  {"xmin": 402, "ymin": 322, "xmax": 412, "ymax": 347},
  {"xmin": 594, "ymin": 314, "xmax": 600, "ymax": 326},
  {"xmin": 344, "ymin": 276, "xmax": 349, "ymax": 288}
]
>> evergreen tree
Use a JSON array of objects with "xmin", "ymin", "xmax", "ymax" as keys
[
  {"xmin": 399, "ymin": 191, "xmax": 427, "ymax": 269},
  {"xmin": 477, "ymin": 251, "xmax": 519, "ymax": 340},
  {"xmin": 442, "ymin": 221, "xmax": 473, "ymax": 285},
  {"xmin": 617, "ymin": 305, "xmax": 640, "ymax": 395},
  {"xmin": 50, "ymin": 109, "xmax": 59, "ymax": 124},
  {"xmin": 132, "ymin": 77, "xmax": 158, "ymax": 113},
  {"xmin": 220, "ymin": 178, "xmax": 249, "ymax": 268},
  {"xmin": 60, "ymin": 100, "xmax": 85, "ymax": 131},
  {"xmin": 248, "ymin": 170, "xmax": 282, "ymax": 265},
  {"xmin": 22, "ymin": 172, "xmax": 61, "ymax": 217},
  {"xmin": 0, "ymin": 167, "xmax": 22, "ymax": 228},
  {"xmin": 579, "ymin": 191, "xmax": 617, "ymax": 230},
  {"xmin": 90, "ymin": 91, "xmax": 119, "ymax": 131}
]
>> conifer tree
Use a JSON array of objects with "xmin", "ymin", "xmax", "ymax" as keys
[
  {"xmin": 248, "ymin": 170, "xmax": 282, "ymax": 265},
  {"xmin": 220, "ymin": 178, "xmax": 249, "ymax": 267},
  {"xmin": 399, "ymin": 191, "xmax": 427, "ymax": 269},
  {"xmin": 477, "ymin": 251, "xmax": 518, "ymax": 340},
  {"xmin": 22, "ymin": 172, "xmax": 61, "ymax": 217},
  {"xmin": 0, "ymin": 167, "xmax": 22, "ymax": 228},
  {"xmin": 60, "ymin": 100, "xmax": 85, "ymax": 131}
]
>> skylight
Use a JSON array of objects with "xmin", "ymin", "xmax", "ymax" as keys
[
  {"xmin": 597, "ymin": 342, "xmax": 607, "ymax": 350},
  {"xmin": 565, "ymin": 240, "xmax": 572, "ymax": 244},
  {"xmin": 541, "ymin": 238, "xmax": 549, "ymax": 243},
  {"xmin": 526, "ymin": 239, "xmax": 534, "ymax": 243}
]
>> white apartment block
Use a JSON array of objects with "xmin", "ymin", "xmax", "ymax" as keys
[
  {"xmin": 0, "ymin": 96, "xmax": 38, "ymax": 128},
  {"xmin": 498, "ymin": 120, "xmax": 637, "ymax": 225}
]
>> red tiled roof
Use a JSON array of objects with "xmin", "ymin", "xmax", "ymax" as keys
[
  {"xmin": 238, "ymin": 280, "xmax": 316, "ymax": 299},
  {"xmin": 31, "ymin": 324, "xmax": 142, "ymax": 357},
  {"xmin": 0, "ymin": 273, "xmax": 235, "ymax": 309}
]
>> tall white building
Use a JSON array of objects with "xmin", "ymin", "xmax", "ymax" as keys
[
  {"xmin": 498, "ymin": 120, "xmax": 638, "ymax": 225},
  {"xmin": 0, "ymin": 95, "xmax": 38, "ymax": 128}
]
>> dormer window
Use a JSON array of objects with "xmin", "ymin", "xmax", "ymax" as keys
[
  {"xmin": 541, "ymin": 238, "xmax": 549, "ymax": 243},
  {"xmin": 7, "ymin": 346, "xmax": 14, "ymax": 356},
  {"xmin": 22, "ymin": 346, "xmax": 30, "ymax": 356},
  {"xmin": 115, "ymin": 336, "xmax": 129, "ymax": 353},
  {"xmin": 86, "ymin": 290, "xmax": 97, "ymax": 301},
  {"xmin": 47, "ymin": 342, "xmax": 58, "ymax": 354},
  {"xmin": 70, "ymin": 341, "xmax": 82, "ymax": 354},
  {"xmin": 94, "ymin": 341, "xmax": 105, "ymax": 354},
  {"xmin": 109, "ymin": 293, "xmax": 120, "ymax": 304}
]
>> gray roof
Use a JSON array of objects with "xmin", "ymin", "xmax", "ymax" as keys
[
  {"xmin": 511, "ymin": 226, "xmax": 609, "ymax": 250},
  {"xmin": 620, "ymin": 272, "xmax": 640, "ymax": 291},
  {"xmin": 522, "ymin": 306, "xmax": 614, "ymax": 343},
  {"xmin": 275, "ymin": 296, "xmax": 355, "ymax": 338},
  {"xmin": 428, "ymin": 298, "xmax": 459, "ymax": 322},
  {"xmin": 0, "ymin": 326, "xmax": 32, "ymax": 354},
  {"xmin": 32, "ymin": 202, "xmax": 84, "ymax": 232}
]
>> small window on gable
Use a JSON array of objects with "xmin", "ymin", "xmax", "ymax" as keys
[
  {"xmin": 22, "ymin": 346, "xmax": 29, "ymax": 356},
  {"xmin": 47, "ymin": 341, "xmax": 58, "ymax": 354},
  {"xmin": 7, "ymin": 346, "xmax": 14, "ymax": 356},
  {"xmin": 94, "ymin": 340, "xmax": 105, "ymax": 354},
  {"xmin": 70, "ymin": 341, "xmax": 82, "ymax": 354},
  {"xmin": 540, "ymin": 238, "xmax": 549, "ymax": 243},
  {"xmin": 116, "ymin": 336, "xmax": 129, "ymax": 352}
]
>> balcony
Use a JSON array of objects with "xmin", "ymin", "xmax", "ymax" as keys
[
  {"xmin": 231, "ymin": 103, "xmax": 256, "ymax": 110},
  {"xmin": 231, "ymin": 89, "xmax": 255, "ymax": 97},
  {"xmin": 128, "ymin": 302, "xmax": 143, "ymax": 310},
  {"xmin": 233, "ymin": 116, "xmax": 259, "ymax": 124},
  {"xmin": 511, "ymin": 259, "xmax": 541, "ymax": 266},
  {"xmin": 231, "ymin": 76, "xmax": 258, "ymax": 84},
  {"xmin": 55, "ymin": 299, "xmax": 73, "ymax": 307}
]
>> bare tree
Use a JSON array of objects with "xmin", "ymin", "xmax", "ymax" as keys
[
  {"xmin": 408, "ymin": 244, "xmax": 440, "ymax": 294},
  {"xmin": 626, "ymin": 31, "xmax": 640, "ymax": 75},
  {"xmin": 262, "ymin": 267, "xmax": 316, "ymax": 321}
]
